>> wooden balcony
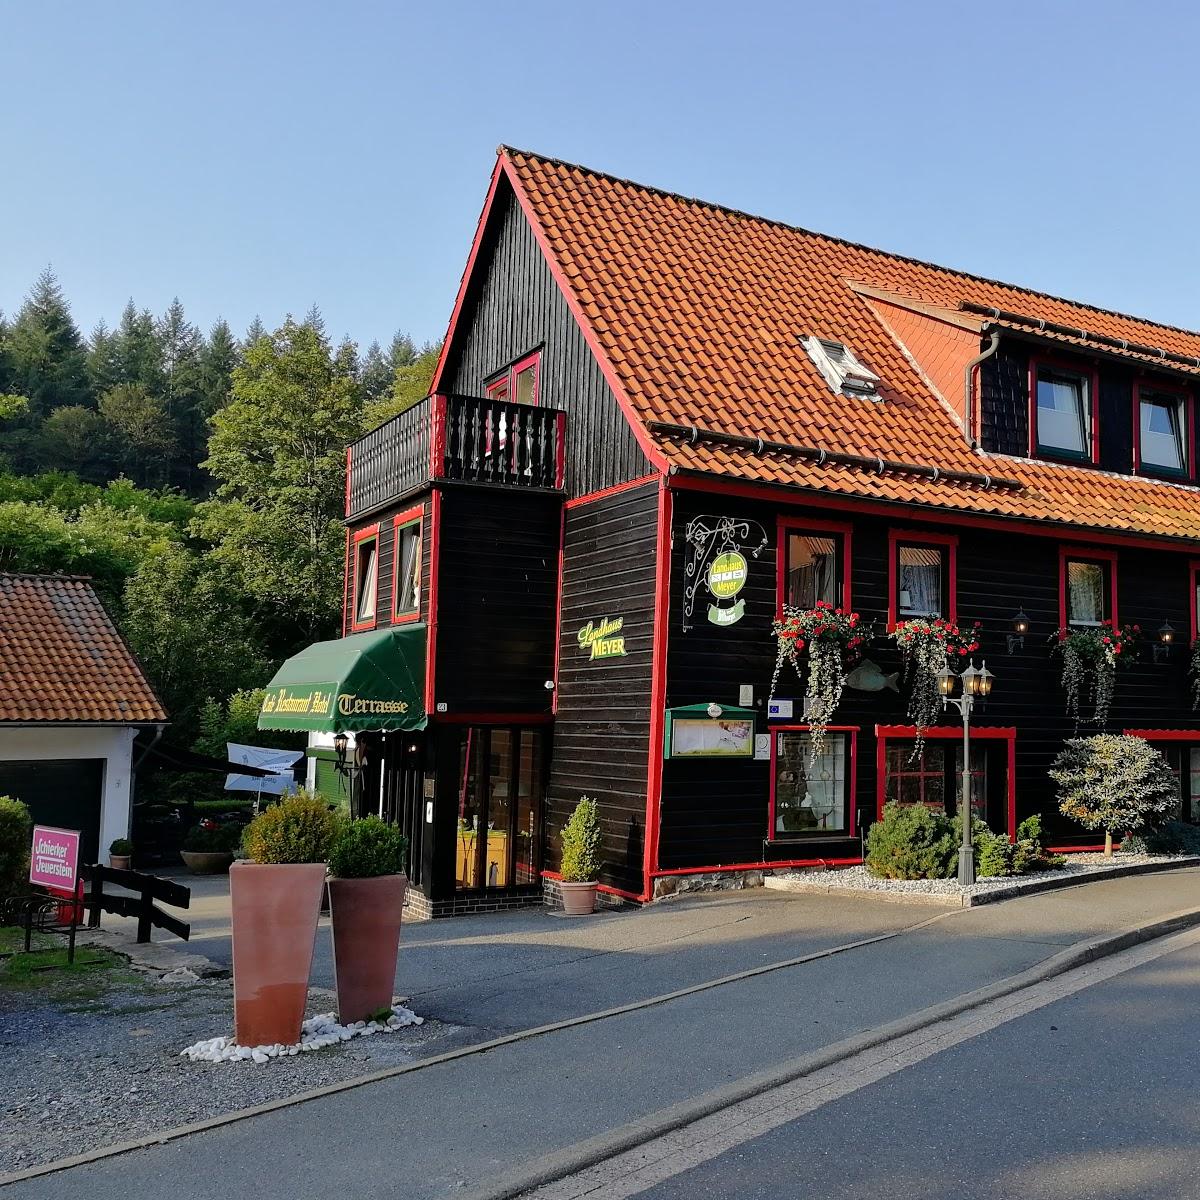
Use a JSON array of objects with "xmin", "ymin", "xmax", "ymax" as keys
[{"xmin": 347, "ymin": 393, "xmax": 566, "ymax": 519}]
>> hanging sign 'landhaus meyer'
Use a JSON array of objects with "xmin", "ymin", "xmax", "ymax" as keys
[{"xmin": 682, "ymin": 515, "xmax": 768, "ymax": 630}]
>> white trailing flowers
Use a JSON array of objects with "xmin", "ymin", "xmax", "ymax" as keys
[{"xmin": 771, "ymin": 601, "xmax": 869, "ymax": 758}]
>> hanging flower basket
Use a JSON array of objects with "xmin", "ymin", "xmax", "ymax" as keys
[
  {"xmin": 1050, "ymin": 623, "xmax": 1139, "ymax": 728},
  {"xmin": 888, "ymin": 618, "xmax": 980, "ymax": 754},
  {"xmin": 771, "ymin": 601, "xmax": 871, "ymax": 758}
]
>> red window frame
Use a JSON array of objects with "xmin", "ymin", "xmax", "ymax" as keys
[
  {"xmin": 484, "ymin": 349, "xmax": 542, "ymax": 405},
  {"xmin": 775, "ymin": 516, "xmax": 853, "ymax": 616},
  {"xmin": 349, "ymin": 523, "xmax": 380, "ymax": 633},
  {"xmin": 1028, "ymin": 356, "xmax": 1100, "ymax": 464},
  {"xmin": 1058, "ymin": 546, "xmax": 1118, "ymax": 631},
  {"xmin": 887, "ymin": 528, "xmax": 958, "ymax": 628},
  {"xmin": 1190, "ymin": 561, "xmax": 1200, "ymax": 647},
  {"xmin": 875, "ymin": 724, "xmax": 1017, "ymax": 838},
  {"xmin": 391, "ymin": 504, "xmax": 423, "ymax": 624},
  {"xmin": 768, "ymin": 725, "xmax": 858, "ymax": 842},
  {"xmin": 1133, "ymin": 379, "xmax": 1194, "ymax": 480}
]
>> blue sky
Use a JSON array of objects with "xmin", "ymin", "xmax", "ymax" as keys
[{"xmin": 3, "ymin": 0, "xmax": 1199, "ymax": 351}]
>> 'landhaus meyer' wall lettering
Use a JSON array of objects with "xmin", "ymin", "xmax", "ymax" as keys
[{"xmin": 682, "ymin": 515, "xmax": 768, "ymax": 631}]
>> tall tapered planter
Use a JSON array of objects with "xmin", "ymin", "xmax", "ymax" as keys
[
  {"xmin": 327, "ymin": 873, "xmax": 407, "ymax": 1024},
  {"xmin": 230, "ymin": 861, "xmax": 326, "ymax": 1047}
]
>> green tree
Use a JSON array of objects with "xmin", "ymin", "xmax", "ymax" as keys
[
  {"xmin": 112, "ymin": 301, "xmax": 164, "ymax": 393},
  {"xmin": 158, "ymin": 299, "xmax": 206, "ymax": 490},
  {"xmin": 37, "ymin": 405, "xmax": 106, "ymax": 476},
  {"xmin": 198, "ymin": 318, "xmax": 238, "ymax": 418},
  {"xmin": 363, "ymin": 338, "xmax": 441, "ymax": 428},
  {"xmin": 122, "ymin": 544, "xmax": 272, "ymax": 740},
  {"xmin": 359, "ymin": 340, "xmax": 392, "ymax": 403},
  {"xmin": 99, "ymin": 383, "xmax": 176, "ymax": 485},
  {"xmin": 198, "ymin": 318, "xmax": 363, "ymax": 651},
  {"xmin": 194, "ymin": 689, "xmax": 300, "ymax": 758},
  {"xmin": 86, "ymin": 318, "xmax": 122, "ymax": 398},
  {"xmin": 243, "ymin": 315, "xmax": 266, "ymax": 347},
  {"xmin": 4, "ymin": 270, "xmax": 89, "ymax": 418}
]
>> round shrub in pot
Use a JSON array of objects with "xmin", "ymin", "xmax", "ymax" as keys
[
  {"xmin": 108, "ymin": 837, "xmax": 134, "ymax": 870},
  {"xmin": 179, "ymin": 823, "xmax": 241, "ymax": 874},
  {"xmin": 230, "ymin": 791, "xmax": 340, "ymax": 1047},
  {"xmin": 327, "ymin": 817, "xmax": 409, "ymax": 1025}
]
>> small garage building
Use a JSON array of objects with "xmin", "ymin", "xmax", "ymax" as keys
[{"xmin": 0, "ymin": 573, "xmax": 167, "ymax": 862}]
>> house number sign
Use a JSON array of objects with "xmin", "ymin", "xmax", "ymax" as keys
[{"xmin": 682, "ymin": 515, "xmax": 768, "ymax": 631}]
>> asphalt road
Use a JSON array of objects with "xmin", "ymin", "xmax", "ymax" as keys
[
  {"xmin": 10, "ymin": 873, "xmax": 1200, "ymax": 1200},
  {"xmin": 631, "ymin": 935, "xmax": 1200, "ymax": 1200}
]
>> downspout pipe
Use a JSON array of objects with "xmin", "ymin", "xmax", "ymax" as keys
[{"xmin": 962, "ymin": 331, "xmax": 1000, "ymax": 448}]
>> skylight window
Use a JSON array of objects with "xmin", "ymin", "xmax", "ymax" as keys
[{"xmin": 801, "ymin": 336, "xmax": 881, "ymax": 399}]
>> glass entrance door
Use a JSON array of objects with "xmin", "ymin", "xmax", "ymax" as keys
[{"xmin": 455, "ymin": 726, "xmax": 546, "ymax": 892}]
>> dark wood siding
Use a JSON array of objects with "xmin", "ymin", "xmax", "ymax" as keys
[
  {"xmin": 660, "ymin": 488, "xmax": 1200, "ymax": 870},
  {"xmin": 546, "ymin": 481, "xmax": 659, "ymax": 894},
  {"xmin": 442, "ymin": 180, "xmax": 651, "ymax": 498},
  {"xmin": 432, "ymin": 486, "xmax": 559, "ymax": 714},
  {"xmin": 343, "ymin": 495, "xmax": 432, "ymax": 636}
]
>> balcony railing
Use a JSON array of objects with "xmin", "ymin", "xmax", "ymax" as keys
[{"xmin": 346, "ymin": 393, "xmax": 566, "ymax": 519}]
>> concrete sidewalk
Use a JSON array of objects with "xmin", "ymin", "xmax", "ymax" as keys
[{"xmin": 14, "ymin": 869, "xmax": 1200, "ymax": 1200}]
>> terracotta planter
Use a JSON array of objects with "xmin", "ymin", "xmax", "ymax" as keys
[
  {"xmin": 180, "ymin": 850, "xmax": 234, "ymax": 875},
  {"xmin": 109, "ymin": 854, "xmax": 131, "ymax": 871},
  {"xmin": 559, "ymin": 881, "xmax": 599, "ymax": 916},
  {"xmin": 230, "ymin": 862, "xmax": 326, "ymax": 1047},
  {"xmin": 327, "ymin": 874, "xmax": 407, "ymax": 1024}
]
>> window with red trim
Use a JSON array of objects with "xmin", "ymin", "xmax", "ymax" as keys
[
  {"xmin": 778, "ymin": 520, "xmax": 851, "ymax": 612},
  {"xmin": 883, "ymin": 741, "xmax": 986, "ymax": 818},
  {"xmin": 770, "ymin": 728, "xmax": 854, "ymax": 838},
  {"xmin": 1031, "ymin": 358, "xmax": 1097, "ymax": 462},
  {"xmin": 888, "ymin": 530, "xmax": 956, "ymax": 625},
  {"xmin": 350, "ymin": 526, "xmax": 380, "ymax": 631},
  {"xmin": 393, "ymin": 509, "xmax": 422, "ymax": 621},
  {"xmin": 1134, "ymin": 381, "xmax": 1192, "ymax": 479},
  {"xmin": 484, "ymin": 350, "xmax": 541, "ymax": 406},
  {"xmin": 1059, "ymin": 549, "xmax": 1117, "ymax": 629}
]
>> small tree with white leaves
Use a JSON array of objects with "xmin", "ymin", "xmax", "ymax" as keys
[{"xmin": 1049, "ymin": 735, "xmax": 1178, "ymax": 857}]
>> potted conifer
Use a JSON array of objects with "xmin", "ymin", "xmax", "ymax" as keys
[
  {"xmin": 326, "ymin": 817, "xmax": 408, "ymax": 1025},
  {"xmin": 231, "ymin": 791, "xmax": 340, "ymax": 1047},
  {"xmin": 558, "ymin": 796, "xmax": 602, "ymax": 915}
]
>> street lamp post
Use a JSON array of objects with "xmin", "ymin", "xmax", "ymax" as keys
[{"xmin": 937, "ymin": 659, "xmax": 995, "ymax": 886}]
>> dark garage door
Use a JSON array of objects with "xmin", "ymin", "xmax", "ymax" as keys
[{"xmin": 0, "ymin": 759, "xmax": 104, "ymax": 865}]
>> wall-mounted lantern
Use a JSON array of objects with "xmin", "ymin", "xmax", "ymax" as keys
[
  {"xmin": 1153, "ymin": 620, "xmax": 1176, "ymax": 664},
  {"xmin": 1007, "ymin": 610, "xmax": 1030, "ymax": 655}
]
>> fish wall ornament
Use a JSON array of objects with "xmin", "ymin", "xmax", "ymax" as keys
[{"xmin": 844, "ymin": 659, "xmax": 900, "ymax": 693}]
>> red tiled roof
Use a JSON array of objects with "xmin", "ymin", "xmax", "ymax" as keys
[
  {"xmin": 500, "ymin": 148, "xmax": 1200, "ymax": 542},
  {"xmin": 0, "ymin": 574, "xmax": 167, "ymax": 724}
]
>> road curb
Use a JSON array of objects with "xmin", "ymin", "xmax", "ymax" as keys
[
  {"xmin": 456, "ymin": 903, "xmax": 1200, "ymax": 1200},
  {"xmin": 764, "ymin": 857, "xmax": 1200, "ymax": 908}
]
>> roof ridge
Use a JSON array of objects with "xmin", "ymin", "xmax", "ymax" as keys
[
  {"xmin": 498, "ymin": 145, "xmax": 1200, "ymax": 343},
  {"xmin": 0, "ymin": 571, "xmax": 94, "ymax": 584}
]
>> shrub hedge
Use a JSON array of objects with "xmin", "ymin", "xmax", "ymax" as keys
[
  {"xmin": 242, "ymin": 791, "xmax": 341, "ymax": 865},
  {"xmin": 328, "ymin": 816, "xmax": 408, "ymax": 878}
]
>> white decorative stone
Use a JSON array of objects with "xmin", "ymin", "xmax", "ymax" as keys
[{"xmin": 178, "ymin": 1007, "xmax": 425, "ymax": 1065}]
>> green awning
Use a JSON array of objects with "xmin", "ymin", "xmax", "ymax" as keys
[{"xmin": 258, "ymin": 625, "xmax": 427, "ymax": 733}]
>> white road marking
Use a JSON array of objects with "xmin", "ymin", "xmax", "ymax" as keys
[{"xmin": 522, "ymin": 926, "xmax": 1200, "ymax": 1200}]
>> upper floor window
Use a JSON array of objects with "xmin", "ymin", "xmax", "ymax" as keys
[
  {"xmin": 393, "ymin": 509, "xmax": 422, "ymax": 620},
  {"xmin": 779, "ymin": 519, "xmax": 850, "ymax": 612},
  {"xmin": 1060, "ymin": 549, "xmax": 1117, "ymax": 629},
  {"xmin": 351, "ymin": 525, "xmax": 380, "ymax": 631},
  {"xmin": 1136, "ymin": 383, "xmax": 1190, "ymax": 478},
  {"xmin": 1032, "ymin": 361, "xmax": 1095, "ymax": 461},
  {"xmin": 889, "ymin": 531, "xmax": 956, "ymax": 625},
  {"xmin": 485, "ymin": 350, "xmax": 541, "ymax": 406}
]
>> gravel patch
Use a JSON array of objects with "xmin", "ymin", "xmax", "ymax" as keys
[
  {"xmin": 0, "ymin": 966, "xmax": 462, "ymax": 1174},
  {"xmin": 766, "ymin": 853, "xmax": 1199, "ymax": 906}
]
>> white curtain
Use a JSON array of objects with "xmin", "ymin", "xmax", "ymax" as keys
[
  {"xmin": 787, "ymin": 535, "xmax": 837, "ymax": 608},
  {"xmin": 1067, "ymin": 561, "xmax": 1104, "ymax": 625},
  {"xmin": 899, "ymin": 547, "xmax": 941, "ymax": 617}
]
